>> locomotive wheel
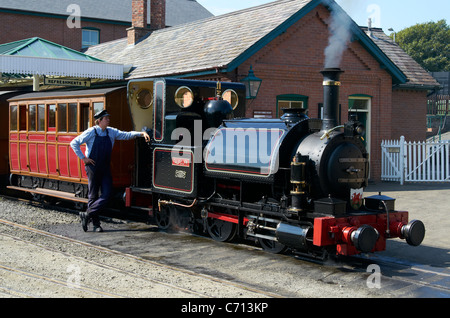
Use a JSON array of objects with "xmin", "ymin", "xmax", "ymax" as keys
[
  {"xmin": 155, "ymin": 206, "xmax": 172, "ymax": 230},
  {"xmin": 258, "ymin": 238, "xmax": 287, "ymax": 254},
  {"xmin": 207, "ymin": 218, "xmax": 237, "ymax": 242}
]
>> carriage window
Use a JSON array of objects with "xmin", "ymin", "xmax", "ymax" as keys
[
  {"xmin": 68, "ymin": 103, "xmax": 78, "ymax": 132},
  {"xmin": 48, "ymin": 104, "xmax": 56, "ymax": 131},
  {"xmin": 29, "ymin": 105, "xmax": 37, "ymax": 131},
  {"xmin": 37, "ymin": 105, "xmax": 45, "ymax": 132},
  {"xmin": 80, "ymin": 103, "xmax": 90, "ymax": 131},
  {"xmin": 19, "ymin": 105, "xmax": 27, "ymax": 131},
  {"xmin": 58, "ymin": 103, "xmax": 67, "ymax": 132},
  {"xmin": 10, "ymin": 105, "xmax": 17, "ymax": 131},
  {"xmin": 93, "ymin": 102, "xmax": 104, "ymax": 117}
]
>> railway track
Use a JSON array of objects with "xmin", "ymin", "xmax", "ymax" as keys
[
  {"xmin": 0, "ymin": 194, "xmax": 448, "ymax": 298},
  {"xmin": 0, "ymin": 216, "xmax": 283, "ymax": 298}
]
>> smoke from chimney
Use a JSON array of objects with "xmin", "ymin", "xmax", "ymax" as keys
[{"xmin": 323, "ymin": 0, "xmax": 353, "ymax": 68}]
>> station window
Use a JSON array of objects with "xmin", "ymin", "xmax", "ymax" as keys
[
  {"xmin": 276, "ymin": 94, "xmax": 308, "ymax": 117},
  {"xmin": 82, "ymin": 28, "xmax": 100, "ymax": 49},
  {"xmin": 10, "ymin": 105, "xmax": 17, "ymax": 131}
]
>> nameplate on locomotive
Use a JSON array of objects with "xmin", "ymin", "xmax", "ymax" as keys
[{"xmin": 152, "ymin": 147, "xmax": 195, "ymax": 195}]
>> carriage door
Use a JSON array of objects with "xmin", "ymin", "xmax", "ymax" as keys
[{"xmin": 348, "ymin": 95, "xmax": 371, "ymax": 154}]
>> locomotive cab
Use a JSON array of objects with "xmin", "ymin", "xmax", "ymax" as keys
[{"xmin": 125, "ymin": 78, "xmax": 246, "ymax": 208}]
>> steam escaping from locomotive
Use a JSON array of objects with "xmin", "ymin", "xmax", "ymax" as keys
[{"xmin": 323, "ymin": 0, "xmax": 353, "ymax": 68}]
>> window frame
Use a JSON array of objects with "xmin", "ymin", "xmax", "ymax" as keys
[
  {"xmin": 276, "ymin": 94, "xmax": 309, "ymax": 117},
  {"xmin": 82, "ymin": 28, "xmax": 100, "ymax": 49}
]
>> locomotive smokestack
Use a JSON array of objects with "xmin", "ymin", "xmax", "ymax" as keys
[{"xmin": 321, "ymin": 68, "xmax": 344, "ymax": 131}]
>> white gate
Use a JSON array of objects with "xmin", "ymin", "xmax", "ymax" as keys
[{"xmin": 381, "ymin": 136, "xmax": 450, "ymax": 184}]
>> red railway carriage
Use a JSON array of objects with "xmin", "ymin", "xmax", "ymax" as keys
[{"xmin": 7, "ymin": 86, "xmax": 134, "ymax": 203}]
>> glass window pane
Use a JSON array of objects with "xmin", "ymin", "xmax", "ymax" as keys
[
  {"xmin": 349, "ymin": 99, "xmax": 368, "ymax": 111},
  {"xmin": 10, "ymin": 105, "xmax": 17, "ymax": 131},
  {"xmin": 81, "ymin": 103, "xmax": 90, "ymax": 130},
  {"xmin": 19, "ymin": 106, "xmax": 27, "ymax": 131},
  {"xmin": 68, "ymin": 103, "xmax": 78, "ymax": 132},
  {"xmin": 82, "ymin": 29, "xmax": 100, "ymax": 49},
  {"xmin": 93, "ymin": 102, "xmax": 104, "ymax": 117},
  {"xmin": 278, "ymin": 101, "xmax": 289, "ymax": 109},
  {"xmin": 291, "ymin": 101, "xmax": 304, "ymax": 109},
  {"xmin": 37, "ymin": 105, "xmax": 45, "ymax": 131},
  {"xmin": 58, "ymin": 104, "xmax": 67, "ymax": 132},
  {"xmin": 29, "ymin": 40, "xmax": 52, "ymax": 58},
  {"xmin": 29, "ymin": 105, "xmax": 36, "ymax": 131},
  {"xmin": 48, "ymin": 105, "xmax": 56, "ymax": 131}
]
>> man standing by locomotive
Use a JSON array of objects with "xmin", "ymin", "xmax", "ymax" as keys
[{"xmin": 70, "ymin": 110, "xmax": 150, "ymax": 232}]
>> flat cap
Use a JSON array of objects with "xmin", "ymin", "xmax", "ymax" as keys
[{"xmin": 94, "ymin": 109, "xmax": 111, "ymax": 120}]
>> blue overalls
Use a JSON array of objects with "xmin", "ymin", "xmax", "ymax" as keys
[{"xmin": 85, "ymin": 128, "xmax": 113, "ymax": 227}]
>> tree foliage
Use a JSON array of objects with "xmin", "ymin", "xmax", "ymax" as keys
[{"xmin": 394, "ymin": 19, "xmax": 450, "ymax": 72}]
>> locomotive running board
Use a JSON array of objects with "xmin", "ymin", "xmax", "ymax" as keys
[{"xmin": 7, "ymin": 186, "xmax": 88, "ymax": 204}]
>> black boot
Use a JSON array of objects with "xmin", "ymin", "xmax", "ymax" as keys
[
  {"xmin": 91, "ymin": 215, "xmax": 103, "ymax": 232},
  {"xmin": 79, "ymin": 212, "xmax": 90, "ymax": 232}
]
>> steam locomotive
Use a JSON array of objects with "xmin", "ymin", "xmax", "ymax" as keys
[
  {"xmin": 125, "ymin": 68, "xmax": 425, "ymax": 258},
  {"xmin": 7, "ymin": 68, "xmax": 425, "ymax": 258}
]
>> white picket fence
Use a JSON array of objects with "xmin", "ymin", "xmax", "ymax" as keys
[{"xmin": 381, "ymin": 136, "xmax": 450, "ymax": 184}]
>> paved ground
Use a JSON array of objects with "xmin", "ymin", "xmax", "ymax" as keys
[{"xmin": 364, "ymin": 181, "xmax": 450, "ymax": 269}]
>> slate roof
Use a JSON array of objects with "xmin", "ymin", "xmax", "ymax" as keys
[
  {"xmin": 361, "ymin": 27, "xmax": 440, "ymax": 89},
  {"xmin": 0, "ymin": 0, "xmax": 212, "ymax": 27},
  {"xmin": 84, "ymin": 0, "xmax": 437, "ymax": 89},
  {"xmin": 85, "ymin": 0, "xmax": 319, "ymax": 79}
]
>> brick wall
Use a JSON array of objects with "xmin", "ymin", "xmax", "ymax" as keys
[
  {"xmin": 391, "ymin": 89, "xmax": 427, "ymax": 141},
  {"xmin": 0, "ymin": 11, "xmax": 127, "ymax": 51}
]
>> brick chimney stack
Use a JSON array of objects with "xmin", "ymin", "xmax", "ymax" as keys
[
  {"xmin": 150, "ymin": 0, "xmax": 166, "ymax": 30},
  {"xmin": 128, "ymin": 0, "xmax": 166, "ymax": 45}
]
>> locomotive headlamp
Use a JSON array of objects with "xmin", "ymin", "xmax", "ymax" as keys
[
  {"xmin": 241, "ymin": 65, "xmax": 262, "ymax": 99},
  {"xmin": 355, "ymin": 124, "xmax": 365, "ymax": 136}
]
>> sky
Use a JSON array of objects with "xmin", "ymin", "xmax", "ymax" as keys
[{"xmin": 196, "ymin": 0, "xmax": 450, "ymax": 33}]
